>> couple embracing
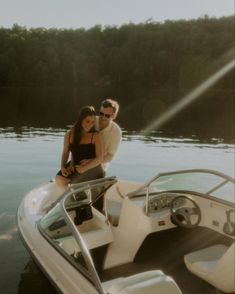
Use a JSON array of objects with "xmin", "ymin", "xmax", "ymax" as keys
[{"xmin": 56, "ymin": 99, "xmax": 121, "ymax": 188}]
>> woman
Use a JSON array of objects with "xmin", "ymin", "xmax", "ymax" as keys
[{"xmin": 55, "ymin": 106, "xmax": 104, "ymax": 187}]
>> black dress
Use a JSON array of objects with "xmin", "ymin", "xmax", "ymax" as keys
[
  {"xmin": 70, "ymin": 133, "xmax": 96, "ymax": 165},
  {"xmin": 57, "ymin": 132, "xmax": 104, "ymax": 182}
]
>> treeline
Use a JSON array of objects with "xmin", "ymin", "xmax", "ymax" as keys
[
  {"xmin": 0, "ymin": 16, "xmax": 234, "ymax": 138},
  {"xmin": 0, "ymin": 16, "xmax": 234, "ymax": 88}
]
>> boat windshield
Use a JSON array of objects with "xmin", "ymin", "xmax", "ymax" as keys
[
  {"xmin": 39, "ymin": 177, "xmax": 117, "ymax": 294},
  {"xmin": 128, "ymin": 169, "xmax": 235, "ymax": 204}
]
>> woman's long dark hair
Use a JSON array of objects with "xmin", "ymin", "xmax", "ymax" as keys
[{"xmin": 72, "ymin": 106, "xmax": 96, "ymax": 145}]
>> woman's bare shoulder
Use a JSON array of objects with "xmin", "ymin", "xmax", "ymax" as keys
[
  {"xmin": 65, "ymin": 129, "xmax": 71, "ymax": 137},
  {"xmin": 64, "ymin": 129, "xmax": 73, "ymax": 141}
]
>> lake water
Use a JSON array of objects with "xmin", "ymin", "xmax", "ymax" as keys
[{"xmin": 0, "ymin": 127, "xmax": 234, "ymax": 294}]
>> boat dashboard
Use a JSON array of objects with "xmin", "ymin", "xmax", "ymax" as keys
[
  {"xmin": 147, "ymin": 192, "xmax": 186, "ymax": 213},
  {"xmin": 125, "ymin": 190, "xmax": 235, "ymax": 237},
  {"xmin": 105, "ymin": 186, "xmax": 231, "ymax": 269}
]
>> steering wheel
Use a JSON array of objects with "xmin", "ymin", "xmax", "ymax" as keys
[{"xmin": 170, "ymin": 195, "xmax": 201, "ymax": 228}]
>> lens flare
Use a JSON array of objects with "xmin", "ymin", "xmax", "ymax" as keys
[{"xmin": 143, "ymin": 57, "xmax": 235, "ymax": 135}]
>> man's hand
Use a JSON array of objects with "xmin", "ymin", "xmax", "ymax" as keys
[
  {"xmin": 79, "ymin": 159, "xmax": 91, "ymax": 166},
  {"xmin": 75, "ymin": 164, "xmax": 86, "ymax": 174}
]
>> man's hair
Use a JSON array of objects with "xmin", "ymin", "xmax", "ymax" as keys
[{"xmin": 101, "ymin": 98, "xmax": 119, "ymax": 115}]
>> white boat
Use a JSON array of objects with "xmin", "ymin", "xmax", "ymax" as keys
[{"xmin": 17, "ymin": 169, "xmax": 235, "ymax": 294}]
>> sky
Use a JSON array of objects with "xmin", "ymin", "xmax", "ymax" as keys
[{"xmin": 0, "ymin": 0, "xmax": 234, "ymax": 29}]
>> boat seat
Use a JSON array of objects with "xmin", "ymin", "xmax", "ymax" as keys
[
  {"xmin": 103, "ymin": 270, "xmax": 182, "ymax": 294},
  {"xmin": 184, "ymin": 243, "xmax": 235, "ymax": 293}
]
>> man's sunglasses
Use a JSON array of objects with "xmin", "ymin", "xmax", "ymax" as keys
[{"xmin": 99, "ymin": 111, "xmax": 112, "ymax": 118}]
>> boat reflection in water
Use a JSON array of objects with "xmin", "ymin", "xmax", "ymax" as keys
[{"xmin": 18, "ymin": 259, "xmax": 57, "ymax": 294}]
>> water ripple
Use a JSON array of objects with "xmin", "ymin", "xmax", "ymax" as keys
[{"xmin": 0, "ymin": 227, "xmax": 17, "ymax": 241}]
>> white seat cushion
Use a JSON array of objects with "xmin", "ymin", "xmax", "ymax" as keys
[
  {"xmin": 184, "ymin": 243, "xmax": 235, "ymax": 293},
  {"xmin": 184, "ymin": 244, "xmax": 227, "ymax": 274},
  {"xmin": 104, "ymin": 270, "xmax": 182, "ymax": 294}
]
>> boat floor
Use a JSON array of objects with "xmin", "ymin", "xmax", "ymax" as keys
[{"xmin": 99, "ymin": 227, "xmax": 234, "ymax": 294}]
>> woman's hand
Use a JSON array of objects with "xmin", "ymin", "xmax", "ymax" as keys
[
  {"xmin": 61, "ymin": 164, "xmax": 74, "ymax": 177},
  {"xmin": 68, "ymin": 165, "xmax": 75, "ymax": 173},
  {"xmin": 61, "ymin": 167, "xmax": 69, "ymax": 177}
]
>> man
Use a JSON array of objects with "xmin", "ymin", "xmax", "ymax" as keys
[
  {"xmin": 96, "ymin": 98, "xmax": 122, "ymax": 173},
  {"xmin": 91, "ymin": 98, "xmax": 121, "ymax": 211}
]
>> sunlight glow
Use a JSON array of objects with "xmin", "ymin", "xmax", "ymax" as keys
[{"xmin": 144, "ymin": 56, "xmax": 235, "ymax": 134}]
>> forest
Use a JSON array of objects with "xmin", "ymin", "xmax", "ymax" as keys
[{"xmin": 0, "ymin": 15, "xmax": 234, "ymax": 139}]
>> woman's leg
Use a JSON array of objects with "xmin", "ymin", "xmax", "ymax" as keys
[{"xmin": 55, "ymin": 175, "xmax": 70, "ymax": 189}]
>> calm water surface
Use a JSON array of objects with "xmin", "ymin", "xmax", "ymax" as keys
[{"xmin": 0, "ymin": 127, "xmax": 234, "ymax": 294}]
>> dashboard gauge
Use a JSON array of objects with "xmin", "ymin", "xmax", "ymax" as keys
[
  {"xmin": 147, "ymin": 193, "xmax": 186, "ymax": 213},
  {"xmin": 149, "ymin": 199, "xmax": 158, "ymax": 211}
]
